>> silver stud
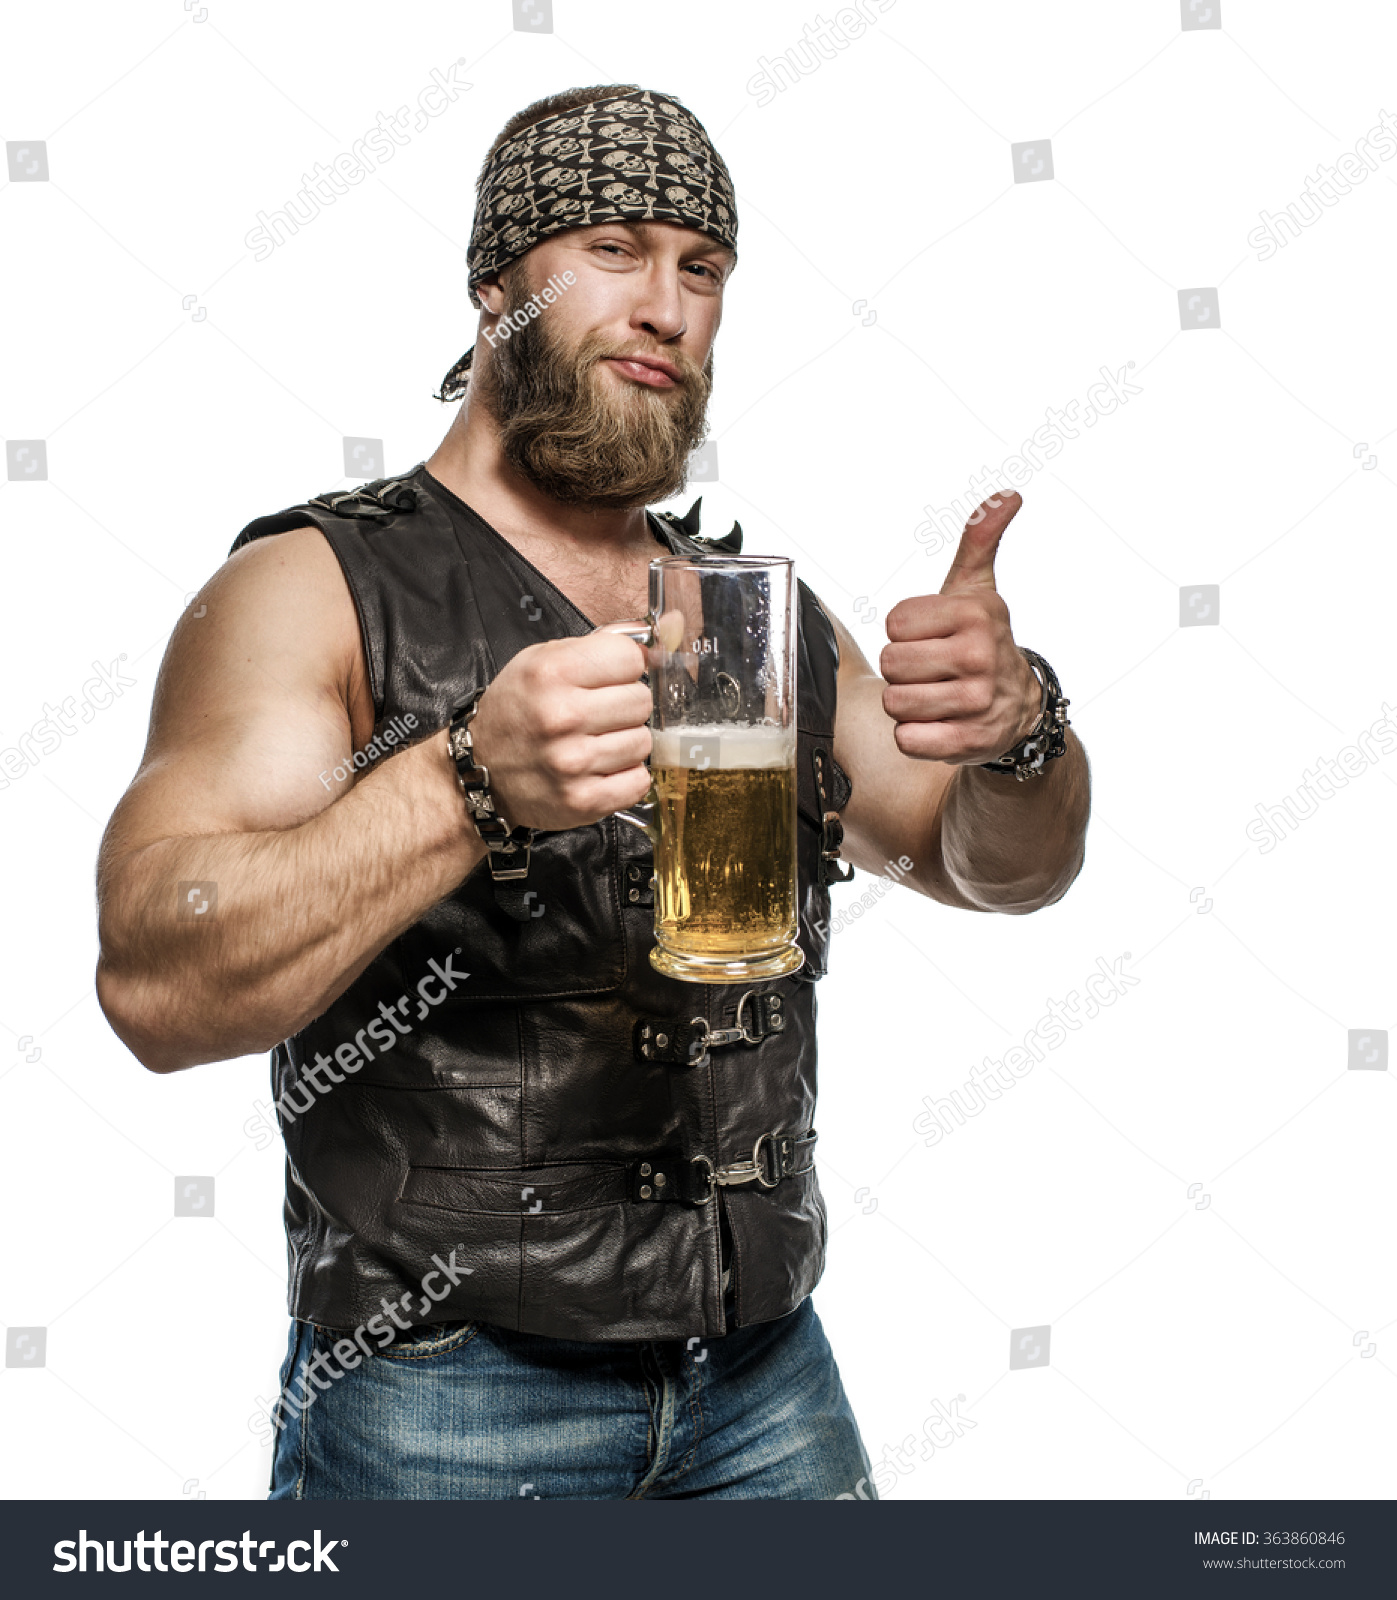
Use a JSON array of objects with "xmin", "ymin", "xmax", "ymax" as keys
[
  {"xmin": 656, "ymin": 1033, "xmax": 669, "ymax": 1048},
  {"xmin": 655, "ymin": 1173, "xmax": 666, "ymax": 1187},
  {"xmin": 640, "ymin": 1162, "xmax": 652, "ymax": 1176},
  {"xmin": 640, "ymin": 1184, "xmax": 652, "ymax": 1199},
  {"xmin": 770, "ymin": 995, "xmax": 782, "ymax": 1009},
  {"xmin": 628, "ymin": 888, "xmax": 641, "ymax": 902}
]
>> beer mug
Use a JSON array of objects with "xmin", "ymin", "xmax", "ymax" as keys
[{"xmin": 612, "ymin": 555, "xmax": 803, "ymax": 984}]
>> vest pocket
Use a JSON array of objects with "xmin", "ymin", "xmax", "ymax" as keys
[{"xmin": 397, "ymin": 1159, "xmax": 723, "ymax": 1339}]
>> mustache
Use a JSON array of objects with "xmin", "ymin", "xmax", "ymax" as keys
[{"xmin": 476, "ymin": 289, "xmax": 713, "ymax": 510}]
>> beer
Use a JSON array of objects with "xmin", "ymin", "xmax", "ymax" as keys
[{"xmin": 650, "ymin": 725, "xmax": 797, "ymax": 959}]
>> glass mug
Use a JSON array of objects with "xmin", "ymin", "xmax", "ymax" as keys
[{"xmin": 611, "ymin": 555, "xmax": 803, "ymax": 984}]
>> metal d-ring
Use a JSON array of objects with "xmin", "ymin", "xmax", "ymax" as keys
[{"xmin": 688, "ymin": 991, "xmax": 763, "ymax": 1059}]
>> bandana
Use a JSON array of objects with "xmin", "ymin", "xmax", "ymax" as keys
[{"xmin": 435, "ymin": 89, "xmax": 737, "ymax": 401}]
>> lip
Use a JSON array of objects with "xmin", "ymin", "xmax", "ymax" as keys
[{"xmin": 603, "ymin": 354, "xmax": 682, "ymax": 388}]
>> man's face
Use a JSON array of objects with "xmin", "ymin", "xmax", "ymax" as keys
[{"xmin": 472, "ymin": 221, "xmax": 733, "ymax": 511}]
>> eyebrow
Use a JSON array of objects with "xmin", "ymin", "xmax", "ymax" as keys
[{"xmin": 580, "ymin": 221, "xmax": 734, "ymax": 263}]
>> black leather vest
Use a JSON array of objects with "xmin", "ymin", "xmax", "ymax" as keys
[{"xmin": 229, "ymin": 463, "xmax": 852, "ymax": 1341}]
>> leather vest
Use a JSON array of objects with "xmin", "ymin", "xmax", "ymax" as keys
[{"xmin": 229, "ymin": 463, "xmax": 853, "ymax": 1341}]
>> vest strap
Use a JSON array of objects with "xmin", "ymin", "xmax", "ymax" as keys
[
  {"xmin": 634, "ymin": 988, "xmax": 788, "ymax": 1068},
  {"xmin": 813, "ymin": 744, "xmax": 855, "ymax": 885},
  {"xmin": 631, "ymin": 1131, "xmax": 817, "ymax": 1205},
  {"xmin": 307, "ymin": 476, "xmax": 419, "ymax": 519}
]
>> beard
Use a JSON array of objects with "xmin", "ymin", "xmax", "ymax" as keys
[{"xmin": 473, "ymin": 269, "xmax": 714, "ymax": 511}]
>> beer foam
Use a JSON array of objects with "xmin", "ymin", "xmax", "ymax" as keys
[{"xmin": 651, "ymin": 724, "xmax": 795, "ymax": 770}]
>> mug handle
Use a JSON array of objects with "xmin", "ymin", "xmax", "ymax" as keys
[{"xmin": 597, "ymin": 617, "xmax": 657, "ymax": 837}]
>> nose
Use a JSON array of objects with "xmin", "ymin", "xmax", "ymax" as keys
[{"xmin": 630, "ymin": 265, "xmax": 687, "ymax": 346}]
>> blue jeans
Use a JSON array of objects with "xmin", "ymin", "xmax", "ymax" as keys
[{"xmin": 267, "ymin": 1296, "xmax": 875, "ymax": 1500}]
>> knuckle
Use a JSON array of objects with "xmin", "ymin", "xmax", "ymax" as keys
[
  {"xmin": 536, "ymin": 699, "xmax": 580, "ymax": 742},
  {"xmin": 965, "ymin": 639, "xmax": 995, "ymax": 676},
  {"xmin": 549, "ymin": 738, "xmax": 591, "ymax": 779}
]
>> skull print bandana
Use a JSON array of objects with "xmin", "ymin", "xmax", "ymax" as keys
[{"xmin": 435, "ymin": 89, "xmax": 737, "ymax": 400}]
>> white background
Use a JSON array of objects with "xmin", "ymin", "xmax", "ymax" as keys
[{"xmin": 1, "ymin": 0, "xmax": 1393, "ymax": 1501}]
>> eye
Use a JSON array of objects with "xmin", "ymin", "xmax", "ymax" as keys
[{"xmin": 684, "ymin": 262, "xmax": 722, "ymax": 282}]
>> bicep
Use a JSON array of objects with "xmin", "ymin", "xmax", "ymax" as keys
[
  {"xmin": 101, "ymin": 526, "xmax": 365, "ymax": 867},
  {"xmin": 827, "ymin": 608, "xmax": 982, "ymax": 911}
]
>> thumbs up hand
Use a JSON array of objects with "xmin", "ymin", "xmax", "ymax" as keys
[{"xmin": 879, "ymin": 491, "xmax": 1044, "ymax": 765}]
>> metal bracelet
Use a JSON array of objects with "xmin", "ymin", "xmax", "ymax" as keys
[
  {"xmin": 978, "ymin": 648, "xmax": 1071, "ymax": 782},
  {"xmin": 447, "ymin": 688, "xmax": 536, "ymax": 880}
]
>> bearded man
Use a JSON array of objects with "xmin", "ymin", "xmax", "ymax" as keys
[{"xmin": 94, "ymin": 85, "xmax": 1090, "ymax": 1500}]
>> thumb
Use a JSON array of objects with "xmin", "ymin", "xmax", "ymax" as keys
[
  {"xmin": 591, "ymin": 609, "xmax": 685, "ymax": 652},
  {"xmin": 938, "ymin": 490, "xmax": 1022, "ymax": 596}
]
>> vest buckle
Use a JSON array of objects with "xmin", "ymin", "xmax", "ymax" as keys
[
  {"xmin": 690, "ymin": 1133, "xmax": 783, "ymax": 1202},
  {"xmin": 634, "ymin": 989, "xmax": 785, "ymax": 1069},
  {"xmin": 633, "ymin": 1132, "xmax": 815, "ymax": 1206}
]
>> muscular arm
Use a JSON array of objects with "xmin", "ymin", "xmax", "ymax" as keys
[
  {"xmin": 828, "ymin": 610, "xmax": 1089, "ymax": 914},
  {"xmin": 94, "ymin": 527, "xmax": 486, "ymax": 1073}
]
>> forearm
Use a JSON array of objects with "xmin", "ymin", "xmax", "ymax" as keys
[
  {"xmin": 935, "ymin": 729, "xmax": 1090, "ymax": 913},
  {"xmin": 96, "ymin": 730, "xmax": 485, "ymax": 1071}
]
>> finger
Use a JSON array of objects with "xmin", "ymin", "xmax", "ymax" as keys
[
  {"xmin": 654, "ymin": 607, "xmax": 685, "ymax": 652},
  {"xmin": 882, "ymin": 678, "xmax": 991, "ymax": 725},
  {"xmin": 567, "ymin": 681, "xmax": 654, "ymax": 735},
  {"xmin": 581, "ymin": 726, "xmax": 654, "ymax": 776},
  {"xmin": 880, "ymin": 633, "xmax": 994, "ymax": 686},
  {"xmin": 883, "ymin": 592, "xmax": 981, "ymax": 644},
  {"xmin": 889, "ymin": 718, "xmax": 975, "ymax": 764},
  {"xmin": 938, "ymin": 490, "xmax": 1021, "ymax": 596},
  {"xmin": 560, "ymin": 628, "xmax": 650, "ymax": 688}
]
